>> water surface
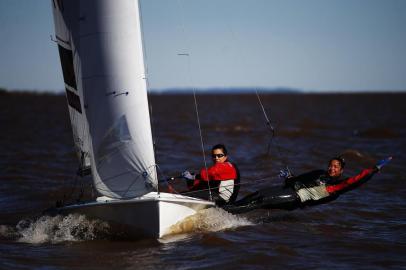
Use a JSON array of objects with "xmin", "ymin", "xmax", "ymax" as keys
[{"xmin": 1, "ymin": 92, "xmax": 405, "ymax": 269}]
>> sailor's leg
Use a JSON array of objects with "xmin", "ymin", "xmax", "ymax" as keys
[
  {"xmin": 258, "ymin": 186, "xmax": 301, "ymax": 210},
  {"xmin": 231, "ymin": 190, "xmax": 262, "ymax": 206},
  {"xmin": 223, "ymin": 186, "xmax": 301, "ymax": 213}
]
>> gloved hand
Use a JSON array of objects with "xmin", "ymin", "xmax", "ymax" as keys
[
  {"xmin": 279, "ymin": 167, "xmax": 293, "ymax": 179},
  {"xmin": 375, "ymin": 156, "xmax": 392, "ymax": 171},
  {"xmin": 182, "ymin": 170, "xmax": 195, "ymax": 180}
]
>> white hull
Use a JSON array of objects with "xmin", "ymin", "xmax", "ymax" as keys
[{"xmin": 58, "ymin": 192, "xmax": 215, "ymax": 238}]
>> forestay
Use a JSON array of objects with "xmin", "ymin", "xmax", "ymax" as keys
[{"xmin": 52, "ymin": 0, "xmax": 158, "ymax": 198}]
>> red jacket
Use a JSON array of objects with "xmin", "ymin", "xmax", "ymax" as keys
[
  {"xmin": 188, "ymin": 162, "xmax": 237, "ymax": 191},
  {"xmin": 326, "ymin": 168, "xmax": 376, "ymax": 194},
  {"xmin": 199, "ymin": 162, "xmax": 237, "ymax": 181}
]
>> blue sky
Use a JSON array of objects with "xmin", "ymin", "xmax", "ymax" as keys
[{"xmin": 0, "ymin": 0, "xmax": 405, "ymax": 92}]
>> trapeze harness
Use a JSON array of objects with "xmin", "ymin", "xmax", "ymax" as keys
[
  {"xmin": 186, "ymin": 161, "xmax": 240, "ymax": 205},
  {"xmin": 224, "ymin": 167, "xmax": 377, "ymax": 214}
]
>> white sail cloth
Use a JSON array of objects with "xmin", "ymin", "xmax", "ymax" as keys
[
  {"xmin": 52, "ymin": 0, "xmax": 91, "ymax": 170},
  {"xmin": 52, "ymin": 0, "xmax": 158, "ymax": 198}
]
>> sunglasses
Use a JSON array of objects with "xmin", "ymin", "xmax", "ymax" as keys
[{"xmin": 212, "ymin": 154, "xmax": 225, "ymax": 158}]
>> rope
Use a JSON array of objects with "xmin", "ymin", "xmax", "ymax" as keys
[
  {"xmin": 216, "ymin": 10, "xmax": 290, "ymax": 169},
  {"xmin": 177, "ymin": 174, "xmax": 278, "ymax": 197},
  {"xmin": 176, "ymin": 0, "xmax": 213, "ymax": 201},
  {"xmin": 255, "ymin": 91, "xmax": 274, "ymax": 130},
  {"xmin": 192, "ymin": 81, "xmax": 212, "ymax": 201},
  {"xmin": 254, "ymin": 90, "xmax": 290, "ymax": 169},
  {"xmin": 138, "ymin": 0, "xmax": 159, "ymax": 193},
  {"xmin": 254, "ymin": 90, "xmax": 276, "ymax": 155}
]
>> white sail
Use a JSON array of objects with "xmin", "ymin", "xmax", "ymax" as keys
[
  {"xmin": 52, "ymin": 0, "xmax": 158, "ymax": 198},
  {"xmin": 52, "ymin": 0, "xmax": 91, "ymax": 171}
]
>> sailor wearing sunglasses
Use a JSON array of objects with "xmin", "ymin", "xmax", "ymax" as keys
[{"xmin": 182, "ymin": 144, "xmax": 240, "ymax": 205}]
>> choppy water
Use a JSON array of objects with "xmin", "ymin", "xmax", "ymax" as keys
[{"xmin": 1, "ymin": 92, "xmax": 405, "ymax": 269}]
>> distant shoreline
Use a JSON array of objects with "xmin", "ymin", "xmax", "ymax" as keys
[{"xmin": 1, "ymin": 87, "xmax": 405, "ymax": 96}]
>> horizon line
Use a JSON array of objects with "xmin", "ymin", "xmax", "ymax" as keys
[{"xmin": 1, "ymin": 86, "xmax": 405, "ymax": 94}]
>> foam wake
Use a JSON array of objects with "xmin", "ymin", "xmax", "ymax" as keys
[
  {"xmin": 0, "ymin": 209, "xmax": 252, "ymax": 243},
  {"xmin": 0, "ymin": 214, "xmax": 110, "ymax": 244},
  {"xmin": 165, "ymin": 207, "xmax": 253, "ymax": 236}
]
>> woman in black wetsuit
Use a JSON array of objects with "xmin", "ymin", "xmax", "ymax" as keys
[{"xmin": 223, "ymin": 156, "xmax": 392, "ymax": 214}]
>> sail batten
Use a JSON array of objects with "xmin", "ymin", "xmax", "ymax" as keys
[{"xmin": 52, "ymin": 0, "xmax": 158, "ymax": 198}]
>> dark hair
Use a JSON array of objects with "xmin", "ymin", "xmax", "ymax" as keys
[
  {"xmin": 212, "ymin": 144, "xmax": 227, "ymax": 155},
  {"xmin": 329, "ymin": 156, "xmax": 345, "ymax": 168}
]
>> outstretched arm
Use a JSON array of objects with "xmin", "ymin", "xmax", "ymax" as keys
[
  {"xmin": 326, "ymin": 168, "xmax": 376, "ymax": 194},
  {"xmin": 326, "ymin": 156, "xmax": 392, "ymax": 194}
]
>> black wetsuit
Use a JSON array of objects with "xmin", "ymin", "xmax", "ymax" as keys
[{"xmin": 223, "ymin": 168, "xmax": 376, "ymax": 214}]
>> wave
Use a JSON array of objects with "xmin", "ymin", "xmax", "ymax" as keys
[
  {"xmin": 340, "ymin": 149, "xmax": 376, "ymax": 165},
  {"xmin": 1, "ymin": 209, "xmax": 252, "ymax": 244},
  {"xmin": 0, "ymin": 214, "xmax": 110, "ymax": 244},
  {"xmin": 164, "ymin": 207, "xmax": 253, "ymax": 237},
  {"xmin": 353, "ymin": 128, "xmax": 399, "ymax": 138}
]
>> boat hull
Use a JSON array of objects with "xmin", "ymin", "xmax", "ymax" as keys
[{"xmin": 57, "ymin": 192, "xmax": 214, "ymax": 238}]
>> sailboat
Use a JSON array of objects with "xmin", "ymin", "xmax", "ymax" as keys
[{"xmin": 51, "ymin": 0, "xmax": 215, "ymax": 238}]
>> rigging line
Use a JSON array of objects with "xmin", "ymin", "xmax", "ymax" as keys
[
  {"xmin": 255, "ymin": 92, "xmax": 288, "ymax": 168},
  {"xmin": 226, "ymin": 24, "xmax": 276, "ymax": 134},
  {"xmin": 176, "ymin": 0, "xmax": 212, "ymax": 201},
  {"xmin": 94, "ymin": 164, "xmax": 156, "ymax": 188},
  {"xmin": 180, "ymin": 174, "xmax": 277, "ymax": 197},
  {"xmin": 159, "ymin": 173, "xmax": 182, "ymax": 195},
  {"xmin": 192, "ymin": 83, "xmax": 212, "ymax": 200},
  {"xmin": 122, "ymin": 174, "xmax": 144, "ymax": 198},
  {"xmin": 138, "ymin": 0, "xmax": 159, "ymax": 192},
  {"xmin": 255, "ymin": 91, "xmax": 289, "ymax": 170},
  {"xmin": 122, "ymin": 164, "xmax": 158, "ymax": 197},
  {"xmin": 254, "ymin": 91, "xmax": 289, "ymax": 168},
  {"xmin": 255, "ymin": 91, "xmax": 274, "ymax": 132},
  {"xmin": 255, "ymin": 90, "xmax": 276, "ymax": 155},
  {"xmin": 254, "ymin": 90, "xmax": 289, "ymax": 169},
  {"xmin": 155, "ymin": 164, "xmax": 170, "ymax": 184},
  {"xmin": 255, "ymin": 90, "xmax": 278, "ymax": 156},
  {"xmin": 221, "ymin": 15, "xmax": 288, "ymax": 166}
]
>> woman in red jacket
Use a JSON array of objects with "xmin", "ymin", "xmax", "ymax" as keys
[
  {"xmin": 182, "ymin": 144, "xmax": 240, "ymax": 205},
  {"xmin": 224, "ymin": 156, "xmax": 392, "ymax": 214}
]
